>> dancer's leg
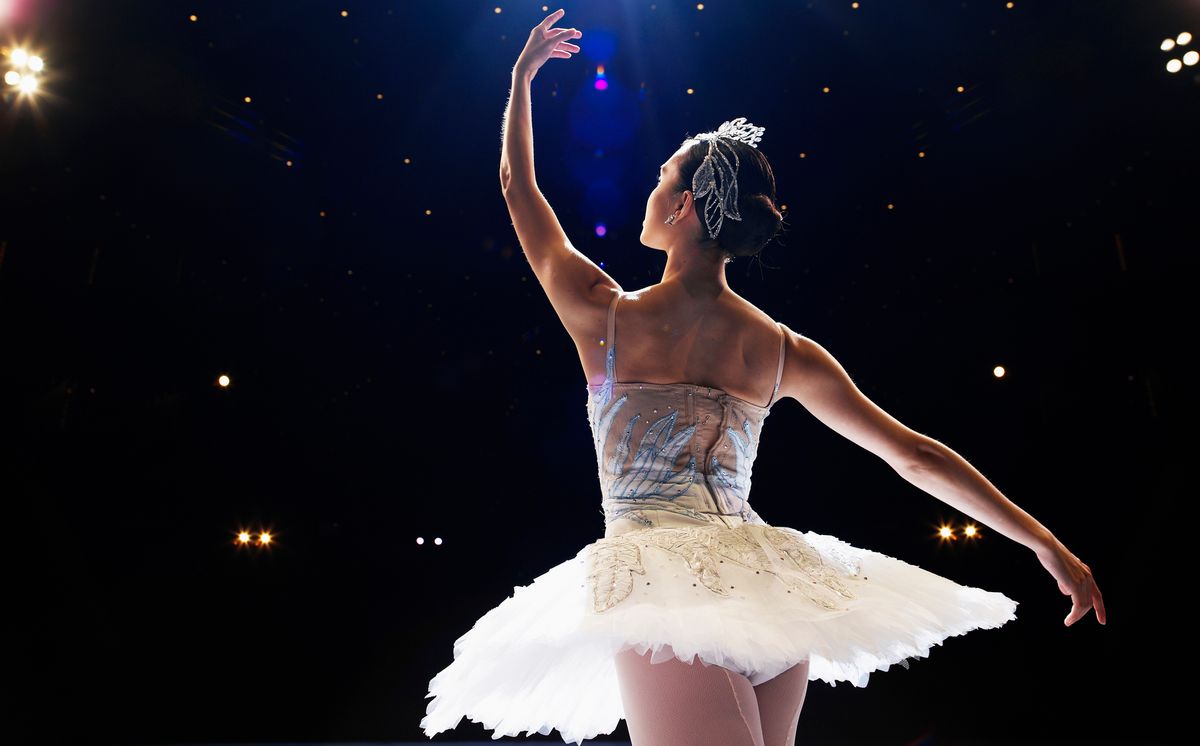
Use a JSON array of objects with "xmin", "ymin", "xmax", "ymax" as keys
[
  {"xmin": 614, "ymin": 645, "xmax": 765, "ymax": 746},
  {"xmin": 752, "ymin": 658, "xmax": 812, "ymax": 746}
]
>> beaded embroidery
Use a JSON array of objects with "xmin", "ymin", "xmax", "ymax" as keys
[
  {"xmin": 586, "ymin": 524, "xmax": 860, "ymax": 614},
  {"xmin": 609, "ymin": 408, "xmax": 699, "ymax": 499},
  {"xmin": 709, "ymin": 418, "xmax": 758, "ymax": 518}
]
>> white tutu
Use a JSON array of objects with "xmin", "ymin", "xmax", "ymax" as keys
[{"xmin": 421, "ymin": 520, "xmax": 1019, "ymax": 744}]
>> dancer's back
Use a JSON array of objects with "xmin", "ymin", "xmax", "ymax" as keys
[
  {"xmin": 575, "ymin": 282, "xmax": 790, "ymax": 409},
  {"xmin": 587, "ymin": 285, "xmax": 788, "ymax": 539}
]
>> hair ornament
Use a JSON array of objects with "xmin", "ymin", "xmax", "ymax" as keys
[{"xmin": 690, "ymin": 117, "xmax": 766, "ymax": 240}]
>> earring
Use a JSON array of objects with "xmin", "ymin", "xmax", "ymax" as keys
[{"xmin": 664, "ymin": 212, "xmax": 677, "ymax": 225}]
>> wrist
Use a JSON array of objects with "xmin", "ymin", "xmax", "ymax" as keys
[
  {"xmin": 513, "ymin": 64, "xmax": 535, "ymax": 83},
  {"xmin": 1032, "ymin": 527, "xmax": 1059, "ymax": 557}
]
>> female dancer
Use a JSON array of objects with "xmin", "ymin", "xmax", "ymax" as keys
[{"xmin": 423, "ymin": 9, "xmax": 1105, "ymax": 745}]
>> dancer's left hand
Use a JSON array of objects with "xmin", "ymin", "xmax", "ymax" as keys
[{"xmin": 514, "ymin": 8, "xmax": 582, "ymax": 78}]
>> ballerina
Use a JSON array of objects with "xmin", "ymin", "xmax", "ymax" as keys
[{"xmin": 423, "ymin": 9, "xmax": 1106, "ymax": 745}]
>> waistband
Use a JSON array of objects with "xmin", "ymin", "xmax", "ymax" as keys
[{"xmin": 603, "ymin": 501, "xmax": 765, "ymax": 540}]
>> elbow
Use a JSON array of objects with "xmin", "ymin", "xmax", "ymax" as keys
[{"xmin": 905, "ymin": 435, "xmax": 946, "ymax": 474}]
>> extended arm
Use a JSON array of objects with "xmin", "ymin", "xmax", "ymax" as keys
[
  {"xmin": 779, "ymin": 327, "xmax": 1106, "ymax": 626},
  {"xmin": 779, "ymin": 327, "xmax": 1054, "ymax": 554},
  {"xmin": 901, "ymin": 437, "xmax": 1053, "ymax": 554},
  {"xmin": 498, "ymin": 20, "xmax": 619, "ymax": 335},
  {"xmin": 499, "ymin": 67, "xmax": 538, "ymax": 197}
]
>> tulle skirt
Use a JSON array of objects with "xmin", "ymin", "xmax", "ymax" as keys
[{"xmin": 420, "ymin": 518, "xmax": 1018, "ymax": 744}]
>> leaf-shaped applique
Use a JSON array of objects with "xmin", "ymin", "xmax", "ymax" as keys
[
  {"xmin": 724, "ymin": 149, "xmax": 741, "ymax": 219},
  {"xmin": 608, "ymin": 412, "xmax": 642, "ymax": 478},
  {"xmin": 710, "ymin": 418, "xmax": 757, "ymax": 516},
  {"xmin": 587, "ymin": 537, "xmax": 646, "ymax": 613},
  {"xmin": 592, "ymin": 392, "xmax": 628, "ymax": 463},
  {"xmin": 586, "ymin": 525, "xmax": 859, "ymax": 612},
  {"xmin": 644, "ymin": 528, "xmax": 731, "ymax": 596},
  {"xmin": 611, "ymin": 409, "xmax": 697, "ymax": 499},
  {"xmin": 668, "ymin": 455, "xmax": 698, "ymax": 497},
  {"xmin": 762, "ymin": 528, "xmax": 857, "ymax": 603},
  {"xmin": 595, "ymin": 345, "xmax": 618, "ymax": 409},
  {"xmin": 693, "ymin": 156, "xmax": 715, "ymax": 200}
]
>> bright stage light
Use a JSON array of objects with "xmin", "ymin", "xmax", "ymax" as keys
[{"xmin": 4, "ymin": 44, "xmax": 46, "ymax": 100}]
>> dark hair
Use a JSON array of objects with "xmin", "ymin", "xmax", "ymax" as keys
[{"xmin": 674, "ymin": 135, "xmax": 785, "ymax": 261}]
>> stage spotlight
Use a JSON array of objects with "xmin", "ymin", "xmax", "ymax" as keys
[
  {"xmin": 1162, "ymin": 31, "xmax": 1193, "ymax": 73},
  {"xmin": 3, "ymin": 44, "xmax": 45, "ymax": 100}
]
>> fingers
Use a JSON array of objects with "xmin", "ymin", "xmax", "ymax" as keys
[
  {"xmin": 1093, "ymin": 581, "xmax": 1107, "ymax": 625},
  {"xmin": 1065, "ymin": 594, "xmax": 1082, "ymax": 626},
  {"xmin": 541, "ymin": 8, "xmax": 565, "ymax": 29}
]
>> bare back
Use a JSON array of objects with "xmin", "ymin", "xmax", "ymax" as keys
[{"xmin": 577, "ymin": 284, "xmax": 787, "ymax": 409}]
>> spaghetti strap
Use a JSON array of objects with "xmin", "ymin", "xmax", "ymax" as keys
[
  {"xmin": 605, "ymin": 290, "xmax": 622, "ymax": 383},
  {"xmin": 765, "ymin": 322, "xmax": 786, "ymax": 407}
]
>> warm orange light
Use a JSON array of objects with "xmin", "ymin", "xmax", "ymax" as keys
[
  {"xmin": 993, "ymin": 365, "xmax": 1006, "ymax": 378},
  {"xmin": 259, "ymin": 532, "xmax": 273, "ymax": 545},
  {"xmin": 964, "ymin": 525, "xmax": 978, "ymax": 538}
]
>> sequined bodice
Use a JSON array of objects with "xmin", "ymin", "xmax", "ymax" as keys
[{"xmin": 586, "ymin": 291, "xmax": 786, "ymax": 537}]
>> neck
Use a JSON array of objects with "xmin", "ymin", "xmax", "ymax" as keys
[{"xmin": 659, "ymin": 244, "xmax": 730, "ymax": 298}]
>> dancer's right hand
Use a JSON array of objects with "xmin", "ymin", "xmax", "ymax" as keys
[
  {"xmin": 1035, "ymin": 535, "xmax": 1106, "ymax": 626},
  {"xmin": 514, "ymin": 8, "xmax": 582, "ymax": 79}
]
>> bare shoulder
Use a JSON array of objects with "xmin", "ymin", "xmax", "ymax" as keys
[
  {"xmin": 562, "ymin": 280, "xmax": 624, "ymax": 343},
  {"xmin": 774, "ymin": 324, "xmax": 925, "ymax": 470}
]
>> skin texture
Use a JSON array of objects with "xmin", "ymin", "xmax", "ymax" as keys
[{"xmin": 500, "ymin": 4, "xmax": 1107, "ymax": 739}]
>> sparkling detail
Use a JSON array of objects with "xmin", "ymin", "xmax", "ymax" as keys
[
  {"xmin": 590, "ymin": 360, "xmax": 773, "ymax": 524},
  {"xmin": 586, "ymin": 297, "xmax": 785, "ymax": 535},
  {"xmin": 709, "ymin": 417, "xmax": 759, "ymax": 518},
  {"xmin": 585, "ymin": 525, "xmax": 858, "ymax": 613},
  {"xmin": 690, "ymin": 117, "xmax": 767, "ymax": 240}
]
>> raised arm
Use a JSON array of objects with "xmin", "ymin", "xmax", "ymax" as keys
[
  {"xmin": 499, "ymin": 11, "xmax": 619, "ymax": 335},
  {"xmin": 777, "ymin": 325, "xmax": 1106, "ymax": 626}
]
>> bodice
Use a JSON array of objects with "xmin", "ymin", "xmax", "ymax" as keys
[{"xmin": 586, "ymin": 291, "xmax": 786, "ymax": 538}]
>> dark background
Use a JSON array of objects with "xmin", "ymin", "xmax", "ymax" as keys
[{"xmin": 2, "ymin": 1, "xmax": 1193, "ymax": 744}]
